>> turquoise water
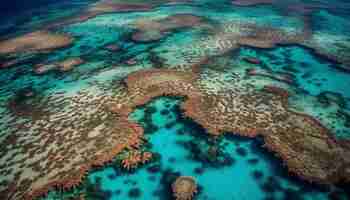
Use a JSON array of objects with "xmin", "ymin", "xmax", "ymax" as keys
[{"xmin": 44, "ymin": 97, "xmax": 348, "ymax": 200}]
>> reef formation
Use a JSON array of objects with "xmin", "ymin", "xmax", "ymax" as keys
[
  {"xmin": 231, "ymin": 0, "xmax": 350, "ymax": 71},
  {"xmin": 2, "ymin": 61, "xmax": 348, "ymax": 199},
  {"xmin": 0, "ymin": 31, "xmax": 73, "ymax": 69},
  {"xmin": 111, "ymin": 68, "xmax": 350, "ymax": 185},
  {"xmin": 131, "ymin": 14, "xmax": 206, "ymax": 42},
  {"xmin": 0, "ymin": 31, "xmax": 73, "ymax": 55},
  {"xmin": 2, "ymin": 30, "xmax": 350, "ymax": 200},
  {"xmin": 172, "ymin": 176, "xmax": 197, "ymax": 200}
]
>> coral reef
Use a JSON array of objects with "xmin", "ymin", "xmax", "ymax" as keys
[
  {"xmin": 231, "ymin": 0, "xmax": 350, "ymax": 68},
  {"xmin": 0, "ymin": 87, "xmax": 145, "ymax": 200},
  {"xmin": 2, "ymin": 56, "xmax": 350, "ymax": 200},
  {"xmin": 126, "ymin": 58, "xmax": 138, "ymax": 66},
  {"xmin": 0, "ymin": 31, "xmax": 73, "ymax": 55},
  {"xmin": 0, "ymin": 31, "xmax": 74, "ymax": 69},
  {"xmin": 1, "ymin": 58, "xmax": 349, "ymax": 200},
  {"xmin": 131, "ymin": 14, "xmax": 206, "ymax": 43},
  {"xmin": 179, "ymin": 21, "xmax": 311, "ymax": 64},
  {"xmin": 7, "ymin": 87, "xmax": 50, "ymax": 118},
  {"xmin": 104, "ymin": 44, "xmax": 121, "ymax": 52},
  {"xmin": 243, "ymin": 57, "xmax": 261, "ymax": 65},
  {"xmin": 247, "ymin": 68, "xmax": 295, "ymax": 85},
  {"xmin": 121, "ymin": 151, "xmax": 153, "ymax": 170},
  {"xmin": 43, "ymin": 0, "xmax": 192, "ymax": 30},
  {"xmin": 34, "ymin": 63, "xmax": 58, "ymax": 75},
  {"xmin": 34, "ymin": 57, "xmax": 84, "ymax": 74},
  {"xmin": 57, "ymin": 58, "xmax": 85, "ymax": 72},
  {"xmin": 113, "ymin": 68, "xmax": 350, "ymax": 185},
  {"xmin": 1, "ymin": 1, "xmax": 350, "ymax": 199},
  {"xmin": 172, "ymin": 176, "xmax": 197, "ymax": 200}
]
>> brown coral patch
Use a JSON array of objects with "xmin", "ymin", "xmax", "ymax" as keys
[
  {"xmin": 243, "ymin": 57, "xmax": 261, "ymax": 65},
  {"xmin": 45, "ymin": 0, "xmax": 192, "ymax": 30},
  {"xmin": 172, "ymin": 176, "xmax": 197, "ymax": 200},
  {"xmin": 57, "ymin": 58, "xmax": 84, "ymax": 72},
  {"xmin": 188, "ymin": 22, "xmax": 311, "ymax": 62},
  {"xmin": 24, "ymin": 119, "xmax": 144, "ymax": 200},
  {"xmin": 104, "ymin": 44, "xmax": 121, "ymax": 52},
  {"xmin": 237, "ymin": 24, "xmax": 308, "ymax": 48},
  {"xmin": 0, "ymin": 88, "xmax": 146, "ymax": 200},
  {"xmin": 119, "ymin": 68, "xmax": 350, "ymax": 184},
  {"xmin": 34, "ymin": 63, "xmax": 58, "ymax": 75},
  {"xmin": 43, "ymin": 1, "xmax": 153, "ymax": 29},
  {"xmin": 131, "ymin": 30, "xmax": 164, "ymax": 43},
  {"xmin": 131, "ymin": 14, "xmax": 206, "ymax": 43},
  {"xmin": 0, "ymin": 31, "xmax": 73, "ymax": 55},
  {"xmin": 33, "ymin": 57, "xmax": 84, "ymax": 74},
  {"xmin": 230, "ymin": 1, "xmax": 349, "ymax": 68},
  {"xmin": 121, "ymin": 150, "xmax": 152, "ymax": 170}
]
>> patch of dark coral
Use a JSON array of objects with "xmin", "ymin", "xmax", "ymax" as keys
[
  {"xmin": 8, "ymin": 86, "xmax": 50, "ymax": 119},
  {"xmin": 84, "ymin": 177, "xmax": 112, "ymax": 200},
  {"xmin": 158, "ymin": 169, "xmax": 181, "ymax": 200},
  {"xmin": 128, "ymin": 188, "xmax": 142, "ymax": 198}
]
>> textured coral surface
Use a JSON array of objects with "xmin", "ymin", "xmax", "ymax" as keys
[
  {"xmin": 0, "ymin": 31, "xmax": 73, "ymax": 55},
  {"xmin": 172, "ymin": 176, "xmax": 197, "ymax": 200},
  {"xmin": 116, "ymin": 68, "xmax": 350, "ymax": 184}
]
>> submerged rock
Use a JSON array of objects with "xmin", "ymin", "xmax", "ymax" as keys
[
  {"xmin": 34, "ymin": 57, "xmax": 84, "ymax": 74},
  {"xmin": 128, "ymin": 188, "xmax": 142, "ymax": 198},
  {"xmin": 34, "ymin": 63, "xmax": 58, "ymax": 75},
  {"xmin": 243, "ymin": 57, "xmax": 261, "ymax": 65},
  {"xmin": 104, "ymin": 44, "xmax": 121, "ymax": 52},
  {"xmin": 126, "ymin": 58, "xmax": 138, "ymax": 66},
  {"xmin": 58, "ymin": 58, "xmax": 84, "ymax": 72},
  {"xmin": 172, "ymin": 176, "xmax": 197, "ymax": 200},
  {"xmin": 132, "ymin": 30, "xmax": 164, "ymax": 43}
]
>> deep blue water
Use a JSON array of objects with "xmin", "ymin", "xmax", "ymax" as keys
[
  {"xmin": 0, "ymin": 0, "xmax": 96, "ymax": 37},
  {"xmin": 0, "ymin": 0, "xmax": 58, "ymax": 14}
]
